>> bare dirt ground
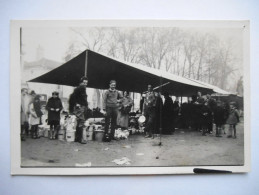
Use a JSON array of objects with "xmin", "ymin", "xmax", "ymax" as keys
[{"xmin": 21, "ymin": 120, "xmax": 244, "ymax": 167}]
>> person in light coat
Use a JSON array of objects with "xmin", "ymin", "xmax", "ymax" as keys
[{"xmin": 29, "ymin": 95, "xmax": 43, "ymax": 139}]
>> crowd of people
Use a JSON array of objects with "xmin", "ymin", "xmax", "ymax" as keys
[{"xmin": 20, "ymin": 77, "xmax": 241, "ymax": 144}]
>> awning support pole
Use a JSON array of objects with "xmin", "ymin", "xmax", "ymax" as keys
[{"xmin": 159, "ymin": 76, "xmax": 163, "ymax": 146}]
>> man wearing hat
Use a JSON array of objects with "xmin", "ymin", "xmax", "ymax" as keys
[
  {"xmin": 102, "ymin": 80, "xmax": 123, "ymax": 140},
  {"xmin": 46, "ymin": 91, "xmax": 63, "ymax": 139},
  {"xmin": 68, "ymin": 76, "xmax": 89, "ymax": 144}
]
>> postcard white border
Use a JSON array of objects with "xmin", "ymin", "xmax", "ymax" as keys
[{"xmin": 10, "ymin": 20, "xmax": 250, "ymax": 175}]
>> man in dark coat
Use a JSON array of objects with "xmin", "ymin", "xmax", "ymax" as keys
[
  {"xmin": 181, "ymin": 98, "xmax": 192, "ymax": 129},
  {"xmin": 173, "ymin": 97, "xmax": 180, "ymax": 129},
  {"xmin": 200, "ymin": 101, "xmax": 212, "ymax": 136},
  {"xmin": 154, "ymin": 92, "xmax": 163, "ymax": 134},
  {"xmin": 46, "ymin": 91, "xmax": 63, "ymax": 140},
  {"xmin": 206, "ymin": 94, "xmax": 217, "ymax": 134},
  {"xmin": 194, "ymin": 91, "xmax": 205, "ymax": 132},
  {"xmin": 69, "ymin": 76, "xmax": 89, "ymax": 144},
  {"xmin": 162, "ymin": 91, "xmax": 174, "ymax": 134},
  {"xmin": 214, "ymin": 100, "xmax": 228, "ymax": 137}
]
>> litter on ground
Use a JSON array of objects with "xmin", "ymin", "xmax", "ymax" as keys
[
  {"xmin": 122, "ymin": 145, "xmax": 131, "ymax": 149},
  {"xmin": 112, "ymin": 157, "xmax": 131, "ymax": 165},
  {"xmin": 75, "ymin": 162, "xmax": 91, "ymax": 167}
]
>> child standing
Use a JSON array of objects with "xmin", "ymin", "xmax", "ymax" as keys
[{"xmin": 226, "ymin": 102, "xmax": 240, "ymax": 138}]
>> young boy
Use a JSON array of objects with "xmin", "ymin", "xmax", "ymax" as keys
[{"xmin": 226, "ymin": 102, "xmax": 240, "ymax": 138}]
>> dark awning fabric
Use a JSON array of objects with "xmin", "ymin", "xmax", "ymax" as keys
[{"xmin": 29, "ymin": 50, "xmax": 213, "ymax": 96}]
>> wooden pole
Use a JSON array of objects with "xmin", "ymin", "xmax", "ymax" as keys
[{"xmin": 159, "ymin": 76, "xmax": 163, "ymax": 145}]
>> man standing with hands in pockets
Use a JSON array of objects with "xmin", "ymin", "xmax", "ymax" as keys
[{"xmin": 102, "ymin": 80, "xmax": 123, "ymax": 140}]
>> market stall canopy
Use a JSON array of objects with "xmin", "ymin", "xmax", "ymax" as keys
[
  {"xmin": 186, "ymin": 78, "xmax": 232, "ymax": 95},
  {"xmin": 29, "ymin": 50, "xmax": 213, "ymax": 96}
]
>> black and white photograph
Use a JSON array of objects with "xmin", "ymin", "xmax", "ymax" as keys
[{"xmin": 10, "ymin": 20, "xmax": 250, "ymax": 175}]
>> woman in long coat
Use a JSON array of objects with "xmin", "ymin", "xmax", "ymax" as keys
[
  {"xmin": 46, "ymin": 91, "xmax": 63, "ymax": 139},
  {"xmin": 117, "ymin": 91, "xmax": 133, "ymax": 129}
]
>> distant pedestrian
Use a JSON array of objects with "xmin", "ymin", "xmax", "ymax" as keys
[
  {"xmin": 226, "ymin": 102, "xmax": 240, "ymax": 138},
  {"xmin": 46, "ymin": 91, "xmax": 63, "ymax": 140}
]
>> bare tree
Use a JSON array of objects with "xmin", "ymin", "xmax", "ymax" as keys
[{"xmin": 183, "ymin": 32, "xmax": 198, "ymax": 78}]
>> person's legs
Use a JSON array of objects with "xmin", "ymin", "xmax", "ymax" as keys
[
  {"xmin": 104, "ymin": 107, "xmax": 112, "ymax": 135},
  {"xmin": 202, "ymin": 123, "xmax": 207, "ymax": 136},
  {"xmin": 77, "ymin": 119, "xmax": 86, "ymax": 144},
  {"xmin": 75, "ymin": 122, "xmax": 82, "ymax": 142},
  {"xmin": 24, "ymin": 122, "xmax": 29, "ymax": 136},
  {"xmin": 31, "ymin": 125, "xmax": 39, "ymax": 139},
  {"xmin": 222, "ymin": 124, "xmax": 226, "ymax": 134},
  {"xmin": 144, "ymin": 112, "xmax": 149, "ymax": 136},
  {"xmin": 49, "ymin": 124, "xmax": 53, "ymax": 139},
  {"xmin": 35, "ymin": 125, "xmax": 39, "ymax": 138},
  {"xmin": 54, "ymin": 124, "xmax": 59, "ymax": 139},
  {"xmin": 21, "ymin": 124, "xmax": 26, "ymax": 141},
  {"xmin": 218, "ymin": 125, "xmax": 222, "ymax": 137},
  {"xmin": 53, "ymin": 124, "xmax": 59, "ymax": 139},
  {"xmin": 208, "ymin": 119, "xmax": 213, "ymax": 134},
  {"xmin": 233, "ymin": 125, "xmax": 237, "ymax": 138},
  {"xmin": 145, "ymin": 108, "xmax": 155, "ymax": 138},
  {"xmin": 31, "ymin": 125, "xmax": 36, "ymax": 139},
  {"xmin": 215, "ymin": 124, "xmax": 219, "ymax": 137},
  {"xmin": 227, "ymin": 125, "xmax": 233, "ymax": 138},
  {"xmin": 110, "ymin": 107, "xmax": 118, "ymax": 139}
]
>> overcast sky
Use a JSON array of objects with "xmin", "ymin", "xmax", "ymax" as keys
[{"xmin": 21, "ymin": 26, "xmax": 244, "ymax": 72}]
